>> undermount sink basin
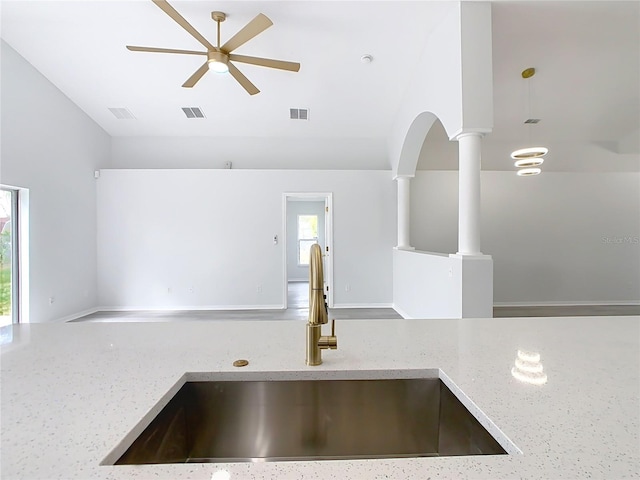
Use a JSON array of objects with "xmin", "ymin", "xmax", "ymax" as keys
[{"xmin": 108, "ymin": 372, "xmax": 509, "ymax": 464}]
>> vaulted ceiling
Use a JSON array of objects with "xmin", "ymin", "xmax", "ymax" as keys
[{"xmin": 2, "ymin": 1, "xmax": 639, "ymax": 172}]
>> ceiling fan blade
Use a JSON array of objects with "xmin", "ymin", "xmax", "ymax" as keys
[
  {"xmin": 228, "ymin": 62, "xmax": 260, "ymax": 95},
  {"xmin": 127, "ymin": 46, "xmax": 207, "ymax": 56},
  {"xmin": 152, "ymin": 0, "xmax": 216, "ymax": 51},
  {"xmin": 228, "ymin": 54, "xmax": 300, "ymax": 72},
  {"xmin": 221, "ymin": 13, "xmax": 273, "ymax": 53},
  {"xmin": 182, "ymin": 62, "xmax": 209, "ymax": 88}
]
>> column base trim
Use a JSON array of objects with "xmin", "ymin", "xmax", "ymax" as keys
[{"xmin": 450, "ymin": 253, "xmax": 492, "ymax": 259}]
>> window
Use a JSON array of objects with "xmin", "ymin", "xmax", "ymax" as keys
[
  {"xmin": 0, "ymin": 188, "xmax": 18, "ymax": 326},
  {"xmin": 298, "ymin": 214, "xmax": 318, "ymax": 265}
]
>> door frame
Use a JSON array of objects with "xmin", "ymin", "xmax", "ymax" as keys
[{"xmin": 282, "ymin": 192, "xmax": 333, "ymax": 309}]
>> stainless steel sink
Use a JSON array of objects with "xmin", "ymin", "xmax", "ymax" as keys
[{"xmin": 111, "ymin": 377, "xmax": 507, "ymax": 464}]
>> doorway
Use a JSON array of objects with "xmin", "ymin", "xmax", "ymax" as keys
[{"xmin": 283, "ymin": 193, "xmax": 333, "ymax": 310}]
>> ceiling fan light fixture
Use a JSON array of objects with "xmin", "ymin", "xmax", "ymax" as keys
[
  {"xmin": 510, "ymin": 146, "xmax": 548, "ymax": 160},
  {"xmin": 207, "ymin": 51, "xmax": 229, "ymax": 74},
  {"xmin": 208, "ymin": 61, "xmax": 229, "ymax": 74},
  {"xmin": 127, "ymin": 2, "xmax": 299, "ymax": 94}
]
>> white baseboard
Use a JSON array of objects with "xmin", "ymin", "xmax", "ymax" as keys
[
  {"xmin": 390, "ymin": 305, "xmax": 461, "ymax": 320},
  {"xmin": 330, "ymin": 303, "xmax": 394, "ymax": 309},
  {"xmin": 392, "ymin": 305, "xmax": 410, "ymax": 319},
  {"xmin": 494, "ymin": 300, "xmax": 640, "ymax": 307},
  {"xmin": 56, "ymin": 307, "xmax": 99, "ymax": 323},
  {"xmin": 95, "ymin": 305, "xmax": 284, "ymax": 312}
]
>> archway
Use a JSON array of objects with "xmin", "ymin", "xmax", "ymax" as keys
[
  {"xmin": 395, "ymin": 111, "xmax": 440, "ymax": 178},
  {"xmin": 392, "ymin": 113, "xmax": 493, "ymax": 319}
]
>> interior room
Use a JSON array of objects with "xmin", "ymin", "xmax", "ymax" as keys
[
  {"xmin": 0, "ymin": 1, "xmax": 638, "ymax": 324},
  {"xmin": 1, "ymin": 1, "xmax": 638, "ymax": 479}
]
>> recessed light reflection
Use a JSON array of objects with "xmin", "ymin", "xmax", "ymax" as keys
[
  {"xmin": 512, "ymin": 350, "xmax": 547, "ymax": 385},
  {"xmin": 515, "ymin": 357, "xmax": 543, "ymax": 373},
  {"xmin": 511, "ymin": 366, "xmax": 548, "ymax": 385},
  {"xmin": 211, "ymin": 470, "xmax": 231, "ymax": 480},
  {"xmin": 517, "ymin": 349, "xmax": 540, "ymax": 363}
]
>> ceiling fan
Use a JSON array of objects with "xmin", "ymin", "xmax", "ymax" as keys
[{"xmin": 126, "ymin": 0, "xmax": 300, "ymax": 95}]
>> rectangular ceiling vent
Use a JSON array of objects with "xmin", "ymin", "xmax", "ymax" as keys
[
  {"xmin": 524, "ymin": 118, "xmax": 541, "ymax": 124},
  {"xmin": 182, "ymin": 107, "xmax": 205, "ymax": 119},
  {"xmin": 108, "ymin": 107, "xmax": 135, "ymax": 120},
  {"xmin": 290, "ymin": 108, "xmax": 309, "ymax": 120}
]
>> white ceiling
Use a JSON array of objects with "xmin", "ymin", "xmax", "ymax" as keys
[{"xmin": 1, "ymin": 0, "xmax": 639, "ymax": 172}]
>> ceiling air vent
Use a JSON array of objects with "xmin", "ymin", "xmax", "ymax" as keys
[
  {"xmin": 182, "ymin": 107, "xmax": 206, "ymax": 119},
  {"xmin": 524, "ymin": 118, "xmax": 541, "ymax": 124},
  {"xmin": 108, "ymin": 108, "xmax": 135, "ymax": 120},
  {"xmin": 290, "ymin": 108, "xmax": 309, "ymax": 120}
]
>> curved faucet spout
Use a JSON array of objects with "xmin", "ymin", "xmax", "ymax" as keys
[
  {"xmin": 306, "ymin": 243, "xmax": 337, "ymax": 366},
  {"xmin": 308, "ymin": 243, "xmax": 328, "ymax": 326}
]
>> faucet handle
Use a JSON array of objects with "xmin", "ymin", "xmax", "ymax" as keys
[{"xmin": 318, "ymin": 319, "xmax": 337, "ymax": 350}]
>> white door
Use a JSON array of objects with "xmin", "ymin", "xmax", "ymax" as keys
[{"xmin": 323, "ymin": 195, "xmax": 333, "ymax": 308}]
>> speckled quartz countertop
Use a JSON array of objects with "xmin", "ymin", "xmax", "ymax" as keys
[{"xmin": 1, "ymin": 316, "xmax": 639, "ymax": 479}]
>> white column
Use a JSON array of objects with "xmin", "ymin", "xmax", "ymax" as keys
[
  {"xmin": 396, "ymin": 176, "xmax": 413, "ymax": 250},
  {"xmin": 457, "ymin": 133, "xmax": 483, "ymax": 255}
]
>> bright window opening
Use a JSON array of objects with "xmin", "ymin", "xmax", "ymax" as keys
[
  {"xmin": 0, "ymin": 188, "xmax": 18, "ymax": 326},
  {"xmin": 298, "ymin": 215, "xmax": 318, "ymax": 266}
]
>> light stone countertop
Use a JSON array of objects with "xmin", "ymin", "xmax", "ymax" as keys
[{"xmin": 1, "ymin": 316, "xmax": 639, "ymax": 479}]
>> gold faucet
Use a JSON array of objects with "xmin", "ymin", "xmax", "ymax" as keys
[{"xmin": 306, "ymin": 243, "xmax": 337, "ymax": 366}]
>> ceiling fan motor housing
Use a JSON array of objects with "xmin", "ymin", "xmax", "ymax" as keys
[{"xmin": 208, "ymin": 50, "xmax": 229, "ymax": 64}]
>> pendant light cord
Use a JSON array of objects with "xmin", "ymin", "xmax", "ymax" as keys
[{"xmin": 526, "ymin": 75, "xmax": 532, "ymax": 144}]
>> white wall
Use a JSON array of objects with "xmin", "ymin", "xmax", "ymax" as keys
[
  {"xmin": 411, "ymin": 171, "xmax": 640, "ymax": 304},
  {"xmin": 97, "ymin": 170, "xmax": 395, "ymax": 310},
  {"xmin": 393, "ymin": 250, "xmax": 461, "ymax": 318},
  {"xmin": 393, "ymin": 250, "xmax": 493, "ymax": 319},
  {"xmin": 0, "ymin": 41, "xmax": 110, "ymax": 322},
  {"xmin": 286, "ymin": 200, "xmax": 325, "ymax": 282},
  {"xmin": 390, "ymin": 2, "xmax": 493, "ymax": 176},
  {"xmin": 111, "ymin": 136, "xmax": 389, "ymax": 170},
  {"xmin": 459, "ymin": 2, "xmax": 493, "ymax": 132}
]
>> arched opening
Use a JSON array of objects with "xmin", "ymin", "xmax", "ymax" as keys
[
  {"xmin": 393, "ymin": 114, "xmax": 493, "ymax": 319},
  {"xmin": 416, "ymin": 118, "xmax": 458, "ymax": 171},
  {"xmin": 395, "ymin": 112, "xmax": 439, "ymax": 178},
  {"xmin": 412, "ymin": 118, "xmax": 458, "ymax": 254}
]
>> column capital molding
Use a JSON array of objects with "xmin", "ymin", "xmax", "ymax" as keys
[
  {"xmin": 450, "ymin": 128, "xmax": 491, "ymax": 141},
  {"xmin": 393, "ymin": 174, "xmax": 415, "ymax": 181}
]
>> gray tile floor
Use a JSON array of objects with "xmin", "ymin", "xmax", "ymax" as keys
[
  {"xmin": 73, "ymin": 282, "xmax": 639, "ymax": 323},
  {"xmin": 74, "ymin": 282, "xmax": 402, "ymax": 323}
]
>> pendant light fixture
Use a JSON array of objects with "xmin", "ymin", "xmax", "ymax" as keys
[
  {"xmin": 512, "ymin": 148, "xmax": 547, "ymax": 162},
  {"xmin": 512, "ymin": 67, "xmax": 547, "ymax": 175},
  {"xmin": 514, "ymin": 157, "xmax": 544, "ymax": 168},
  {"xmin": 516, "ymin": 167, "xmax": 542, "ymax": 177}
]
